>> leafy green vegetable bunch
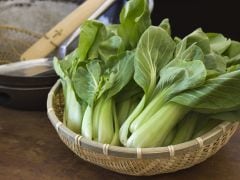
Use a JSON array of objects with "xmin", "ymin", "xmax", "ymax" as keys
[{"xmin": 54, "ymin": 0, "xmax": 240, "ymax": 148}]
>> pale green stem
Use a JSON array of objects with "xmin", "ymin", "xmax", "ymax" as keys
[
  {"xmin": 98, "ymin": 98, "xmax": 114, "ymax": 144},
  {"xmin": 111, "ymin": 100, "xmax": 121, "ymax": 146},
  {"xmin": 92, "ymin": 98, "xmax": 103, "ymax": 140},
  {"xmin": 172, "ymin": 112, "xmax": 198, "ymax": 145},
  {"xmin": 119, "ymin": 95, "xmax": 146, "ymax": 146},
  {"xmin": 63, "ymin": 79, "xmax": 82, "ymax": 133},
  {"xmin": 162, "ymin": 127, "xmax": 177, "ymax": 146},
  {"xmin": 127, "ymin": 102, "xmax": 190, "ymax": 148},
  {"xmin": 81, "ymin": 105, "xmax": 93, "ymax": 140},
  {"xmin": 129, "ymin": 89, "xmax": 168, "ymax": 133}
]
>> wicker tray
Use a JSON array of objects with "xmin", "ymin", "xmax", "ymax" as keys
[{"xmin": 47, "ymin": 80, "xmax": 239, "ymax": 176}]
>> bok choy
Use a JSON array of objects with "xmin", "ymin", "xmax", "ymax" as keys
[{"xmin": 54, "ymin": 0, "xmax": 240, "ymax": 148}]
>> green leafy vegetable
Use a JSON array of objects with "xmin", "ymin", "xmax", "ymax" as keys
[
  {"xmin": 98, "ymin": 35, "xmax": 125, "ymax": 63},
  {"xmin": 53, "ymin": 0, "xmax": 240, "ymax": 148},
  {"xmin": 159, "ymin": 18, "xmax": 171, "ymax": 35},
  {"xmin": 172, "ymin": 70, "xmax": 240, "ymax": 113},
  {"xmin": 134, "ymin": 26, "xmax": 176, "ymax": 99},
  {"xmin": 77, "ymin": 20, "xmax": 107, "ymax": 62},
  {"xmin": 118, "ymin": 0, "xmax": 151, "ymax": 49},
  {"xmin": 207, "ymin": 33, "xmax": 231, "ymax": 54}
]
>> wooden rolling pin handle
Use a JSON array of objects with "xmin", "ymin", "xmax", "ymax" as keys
[
  {"xmin": 20, "ymin": 0, "xmax": 107, "ymax": 60},
  {"xmin": 43, "ymin": 28, "xmax": 65, "ymax": 47}
]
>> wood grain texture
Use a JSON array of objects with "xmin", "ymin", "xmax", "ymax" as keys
[{"xmin": 0, "ymin": 106, "xmax": 239, "ymax": 180}]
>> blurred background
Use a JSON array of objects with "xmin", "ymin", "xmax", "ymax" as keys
[{"xmin": 151, "ymin": 0, "xmax": 239, "ymax": 40}]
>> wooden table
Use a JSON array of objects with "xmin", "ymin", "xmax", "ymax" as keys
[{"xmin": 0, "ymin": 106, "xmax": 239, "ymax": 180}]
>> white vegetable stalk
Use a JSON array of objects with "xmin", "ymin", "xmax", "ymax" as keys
[{"xmin": 63, "ymin": 79, "xmax": 82, "ymax": 133}]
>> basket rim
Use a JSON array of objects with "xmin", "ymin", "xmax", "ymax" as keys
[{"xmin": 47, "ymin": 80, "xmax": 239, "ymax": 159}]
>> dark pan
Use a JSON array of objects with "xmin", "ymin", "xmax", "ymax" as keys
[
  {"xmin": 0, "ymin": 58, "xmax": 57, "ymax": 110},
  {"xmin": 0, "ymin": 84, "xmax": 52, "ymax": 110},
  {"xmin": 0, "ymin": 58, "xmax": 58, "ymax": 88}
]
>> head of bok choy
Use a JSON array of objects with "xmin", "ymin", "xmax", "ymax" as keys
[{"xmin": 54, "ymin": 0, "xmax": 240, "ymax": 148}]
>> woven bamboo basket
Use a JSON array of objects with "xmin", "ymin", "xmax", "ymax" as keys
[{"xmin": 47, "ymin": 80, "xmax": 239, "ymax": 176}]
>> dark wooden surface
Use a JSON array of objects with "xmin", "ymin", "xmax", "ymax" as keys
[{"xmin": 0, "ymin": 106, "xmax": 239, "ymax": 180}]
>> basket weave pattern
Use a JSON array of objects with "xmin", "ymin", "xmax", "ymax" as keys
[{"xmin": 47, "ymin": 81, "xmax": 239, "ymax": 176}]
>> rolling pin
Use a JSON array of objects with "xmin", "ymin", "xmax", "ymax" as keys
[{"xmin": 21, "ymin": 0, "xmax": 116, "ymax": 60}]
